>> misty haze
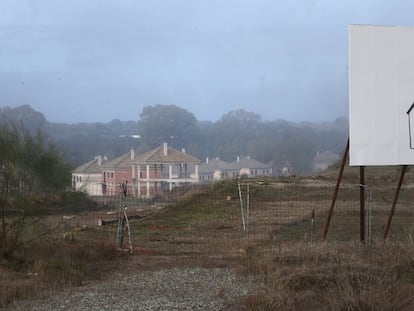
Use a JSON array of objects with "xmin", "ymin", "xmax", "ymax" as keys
[{"xmin": 2, "ymin": 1, "xmax": 414, "ymax": 310}]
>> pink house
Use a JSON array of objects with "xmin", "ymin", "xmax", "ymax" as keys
[
  {"xmin": 132, "ymin": 143, "xmax": 200, "ymax": 197},
  {"xmin": 101, "ymin": 151, "xmax": 135, "ymax": 196},
  {"xmin": 101, "ymin": 143, "xmax": 200, "ymax": 197}
]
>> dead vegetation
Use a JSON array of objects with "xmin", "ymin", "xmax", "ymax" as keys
[
  {"xmin": 2, "ymin": 166, "xmax": 414, "ymax": 309},
  {"xmin": 0, "ymin": 237, "xmax": 125, "ymax": 307},
  {"xmin": 239, "ymin": 242, "xmax": 414, "ymax": 310}
]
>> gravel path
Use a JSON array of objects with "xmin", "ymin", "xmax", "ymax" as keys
[{"xmin": 11, "ymin": 265, "xmax": 259, "ymax": 310}]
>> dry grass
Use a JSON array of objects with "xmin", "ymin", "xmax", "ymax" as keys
[
  {"xmin": 0, "ymin": 237, "xmax": 124, "ymax": 307},
  {"xmin": 124, "ymin": 174, "xmax": 414, "ymax": 310},
  {"xmin": 238, "ymin": 241, "xmax": 414, "ymax": 310},
  {"xmin": 3, "ymin": 168, "xmax": 414, "ymax": 309}
]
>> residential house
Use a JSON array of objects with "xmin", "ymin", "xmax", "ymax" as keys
[
  {"xmin": 198, "ymin": 157, "xmax": 232, "ymax": 182},
  {"xmin": 229, "ymin": 156, "xmax": 273, "ymax": 178},
  {"xmin": 101, "ymin": 150, "xmax": 135, "ymax": 196},
  {"xmin": 73, "ymin": 147, "xmax": 273, "ymax": 197},
  {"xmin": 198, "ymin": 156, "xmax": 273, "ymax": 181},
  {"xmin": 72, "ymin": 155, "xmax": 108, "ymax": 196},
  {"xmin": 132, "ymin": 143, "xmax": 200, "ymax": 197},
  {"xmin": 96, "ymin": 143, "xmax": 200, "ymax": 197}
]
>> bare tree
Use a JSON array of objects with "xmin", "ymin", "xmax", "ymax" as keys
[{"xmin": 0, "ymin": 123, "xmax": 70, "ymax": 258}]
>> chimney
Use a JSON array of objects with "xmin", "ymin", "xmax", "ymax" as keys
[
  {"xmin": 206, "ymin": 157, "xmax": 209, "ymax": 164},
  {"xmin": 237, "ymin": 156, "xmax": 240, "ymax": 162},
  {"xmin": 98, "ymin": 155, "xmax": 102, "ymax": 166},
  {"xmin": 163, "ymin": 142, "xmax": 168, "ymax": 156},
  {"xmin": 131, "ymin": 148, "xmax": 135, "ymax": 161},
  {"xmin": 181, "ymin": 148, "xmax": 186, "ymax": 154}
]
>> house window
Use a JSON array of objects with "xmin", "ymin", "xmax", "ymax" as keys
[
  {"xmin": 111, "ymin": 172, "xmax": 114, "ymax": 178},
  {"xmin": 140, "ymin": 172, "xmax": 143, "ymax": 178}
]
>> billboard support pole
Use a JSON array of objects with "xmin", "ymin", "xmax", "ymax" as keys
[
  {"xmin": 359, "ymin": 166, "xmax": 365, "ymax": 244},
  {"xmin": 323, "ymin": 138, "xmax": 349, "ymax": 241},
  {"xmin": 383, "ymin": 165, "xmax": 407, "ymax": 241}
]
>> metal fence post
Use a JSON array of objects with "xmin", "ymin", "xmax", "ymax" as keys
[{"xmin": 310, "ymin": 210, "xmax": 315, "ymax": 244}]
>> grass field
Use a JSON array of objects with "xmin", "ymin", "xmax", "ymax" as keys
[{"xmin": 2, "ymin": 165, "xmax": 414, "ymax": 309}]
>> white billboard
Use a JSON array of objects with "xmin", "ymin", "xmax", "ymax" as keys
[{"xmin": 349, "ymin": 25, "xmax": 414, "ymax": 166}]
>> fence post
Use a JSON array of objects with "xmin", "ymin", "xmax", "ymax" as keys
[
  {"xmin": 246, "ymin": 184, "xmax": 250, "ymax": 239},
  {"xmin": 238, "ymin": 180, "xmax": 246, "ymax": 233},
  {"xmin": 310, "ymin": 210, "xmax": 315, "ymax": 244},
  {"xmin": 366, "ymin": 188, "xmax": 372, "ymax": 245}
]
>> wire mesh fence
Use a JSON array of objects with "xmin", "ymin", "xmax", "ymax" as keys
[
  {"xmin": 5, "ymin": 165, "xmax": 414, "ymax": 310},
  {"xmin": 40, "ymin": 165, "xmax": 414, "ymax": 258}
]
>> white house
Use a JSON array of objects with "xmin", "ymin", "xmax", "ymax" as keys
[
  {"xmin": 198, "ymin": 157, "xmax": 231, "ymax": 182},
  {"xmin": 198, "ymin": 156, "xmax": 273, "ymax": 182},
  {"xmin": 229, "ymin": 156, "xmax": 273, "ymax": 178},
  {"xmin": 72, "ymin": 155, "xmax": 107, "ymax": 196}
]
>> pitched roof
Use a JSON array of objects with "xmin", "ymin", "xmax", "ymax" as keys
[
  {"xmin": 77, "ymin": 145, "xmax": 200, "ymax": 172},
  {"xmin": 199, "ymin": 158, "xmax": 230, "ymax": 174},
  {"xmin": 230, "ymin": 156, "xmax": 271, "ymax": 170},
  {"xmin": 73, "ymin": 156, "xmax": 107, "ymax": 174},
  {"xmin": 133, "ymin": 144, "xmax": 200, "ymax": 164},
  {"xmin": 102, "ymin": 152, "xmax": 133, "ymax": 170}
]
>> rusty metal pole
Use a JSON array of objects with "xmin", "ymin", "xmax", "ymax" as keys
[
  {"xmin": 323, "ymin": 138, "xmax": 349, "ymax": 241},
  {"xmin": 384, "ymin": 165, "xmax": 407, "ymax": 241},
  {"xmin": 359, "ymin": 166, "xmax": 365, "ymax": 244}
]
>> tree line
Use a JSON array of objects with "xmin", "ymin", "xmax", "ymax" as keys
[{"xmin": 0, "ymin": 104, "xmax": 348, "ymax": 175}]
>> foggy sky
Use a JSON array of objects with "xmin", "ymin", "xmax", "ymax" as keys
[{"xmin": 1, "ymin": 0, "xmax": 413, "ymax": 124}]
